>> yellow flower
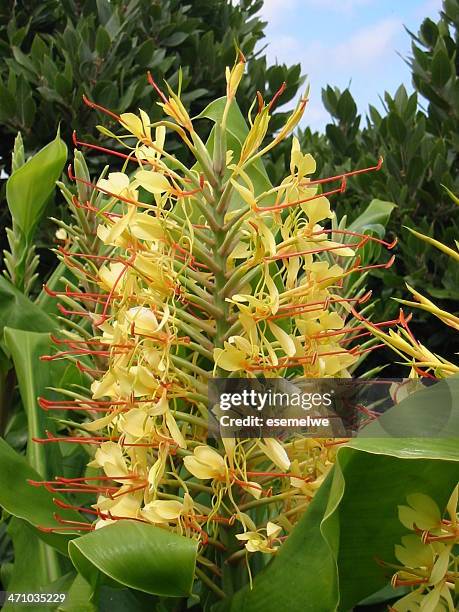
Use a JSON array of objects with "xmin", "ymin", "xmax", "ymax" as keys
[
  {"xmin": 135, "ymin": 170, "xmax": 171, "ymax": 194},
  {"xmin": 141, "ymin": 500, "xmax": 184, "ymax": 524},
  {"xmin": 184, "ymin": 445, "xmax": 227, "ymax": 480},
  {"xmin": 258, "ymin": 439, "xmax": 291, "ymax": 471},
  {"xmin": 88, "ymin": 442, "xmax": 129, "ymax": 481},
  {"xmin": 236, "ymin": 522, "xmax": 282, "ymax": 553},
  {"xmin": 97, "ymin": 172, "xmax": 137, "ymax": 199},
  {"xmin": 120, "ymin": 109, "xmax": 151, "ymax": 142}
]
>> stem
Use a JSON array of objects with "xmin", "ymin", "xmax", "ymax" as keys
[
  {"xmin": 170, "ymin": 355, "xmax": 211, "ymax": 379},
  {"xmin": 195, "ymin": 566, "xmax": 226, "ymax": 599},
  {"xmin": 183, "ymin": 292, "xmax": 224, "ymax": 320},
  {"xmin": 239, "ymin": 490, "xmax": 297, "ymax": 512},
  {"xmin": 222, "ymin": 265, "xmax": 259, "ymax": 297},
  {"xmin": 173, "ymin": 309, "xmax": 215, "ymax": 338}
]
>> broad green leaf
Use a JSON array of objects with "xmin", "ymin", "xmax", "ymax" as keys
[
  {"xmin": 387, "ymin": 113, "xmax": 407, "ymax": 144},
  {"xmin": 1, "ymin": 518, "xmax": 67, "ymax": 611},
  {"xmin": 357, "ymin": 376, "xmax": 459, "ymax": 439},
  {"xmin": 348, "ymin": 199, "xmax": 396, "ymax": 236},
  {"xmin": 4, "ymin": 328, "xmax": 85, "ymax": 479},
  {"xmin": 222, "ymin": 431, "xmax": 459, "ymax": 611},
  {"xmin": 336, "ymin": 89, "xmax": 357, "ymax": 123},
  {"xmin": 0, "ymin": 437, "xmax": 84, "ymax": 555},
  {"xmin": 0, "ymin": 276, "xmax": 56, "ymax": 334},
  {"xmin": 60, "ymin": 574, "xmax": 96, "ymax": 612},
  {"xmin": 6, "ymin": 130, "xmax": 67, "ymax": 240},
  {"xmin": 431, "ymin": 48, "xmax": 451, "ymax": 88},
  {"xmin": 35, "ymin": 258, "xmax": 80, "ymax": 318},
  {"xmin": 69, "ymin": 520, "xmax": 198, "ymax": 597}
]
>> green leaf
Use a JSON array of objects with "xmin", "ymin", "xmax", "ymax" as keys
[
  {"xmin": 4, "ymin": 328, "xmax": 84, "ymax": 479},
  {"xmin": 420, "ymin": 18, "xmax": 438, "ymax": 47},
  {"xmin": 60, "ymin": 574, "xmax": 96, "ymax": 612},
  {"xmin": 163, "ymin": 32, "xmax": 188, "ymax": 47},
  {"xmin": 336, "ymin": 89, "xmax": 357, "ymax": 123},
  {"xmin": 0, "ymin": 276, "xmax": 56, "ymax": 334},
  {"xmin": 0, "ymin": 437, "xmax": 83, "ymax": 555},
  {"xmin": 431, "ymin": 48, "xmax": 451, "ymax": 88},
  {"xmin": 387, "ymin": 112, "xmax": 407, "ymax": 143},
  {"xmin": 6, "ymin": 130, "xmax": 67, "ymax": 240},
  {"xmin": 222, "ymin": 429, "xmax": 459, "ymax": 611},
  {"xmin": 69, "ymin": 520, "xmax": 198, "ymax": 597},
  {"xmin": 95, "ymin": 26, "xmax": 111, "ymax": 56},
  {"xmin": 1, "ymin": 518, "xmax": 64, "ymax": 611},
  {"xmin": 358, "ymin": 376, "xmax": 459, "ymax": 439},
  {"xmin": 0, "ymin": 81, "xmax": 16, "ymax": 121},
  {"xmin": 348, "ymin": 199, "xmax": 396, "ymax": 236}
]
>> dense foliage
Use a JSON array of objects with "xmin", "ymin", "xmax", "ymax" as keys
[
  {"xmin": 0, "ymin": 0, "xmax": 303, "ymax": 270},
  {"xmin": 0, "ymin": 0, "xmax": 302, "ymax": 175}
]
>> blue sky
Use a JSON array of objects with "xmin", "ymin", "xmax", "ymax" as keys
[{"xmin": 258, "ymin": 0, "xmax": 443, "ymax": 131}]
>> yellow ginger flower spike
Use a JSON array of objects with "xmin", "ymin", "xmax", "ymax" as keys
[{"xmin": 37, "ymin": 55, "xmax": 394, "ymax": 593}]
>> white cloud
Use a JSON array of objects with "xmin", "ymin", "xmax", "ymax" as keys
[
  {"xmin": 260, "ymin": 0, "xmax": 373, "ymax": 21},
  {"xmin": 414, "ymin": 0, "xmax": 442, "ymax": 18},
  {"xmin": 267, "ymin": 18, "xmax": 401, "ymax": 73},
  {"xmin": 267, "ymin": 34, "xmax": 303, "ymax": 65},
  {"xmin": 330, "ymin": 17, "xmax": 402, "ymax": 68},
  {"xmin": 302, "ymin": 0, "xmax": 373, "ymax": 10},
  {"xmin": 264, "ymin": 17, "xmax": 402, "ymax": 130},
  {"xmin": 259, "ymin": 0, "xmax": 298, "ymax": 23}
]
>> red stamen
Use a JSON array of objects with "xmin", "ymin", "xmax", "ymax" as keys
[
  {"xmin": 312, "ymin": 228, "xmax": 397, "ymax": 249},
  {"xmin": 256, "ymin": 91, "xmax": 264, "ymax": 114},
  {"xmin": 351, "ymin": 254, "xmax": 395, "ymax": 274},
  {"xmin": 33, "ymin": 431, "xmax": 118, "ymax": 445},
  {"xmin": 304, "ymin": 157, "xmax": 383, "ymax": 187},
  {"xmin": 147, "ymin": 71, "xmax": 169, "ymax": 105},
  {"xmin": 110, "ymin": 482, "xmax": 147, "ymax": 498},
  {"xmin": 312, "ymin": 314, "xmax": 406, "ymax": 341},
  {"xmin": 82, "ymin": 95, "xmax": 120, "ymax": 121},
  {"xmin": 265, "ymin": 294, "xmax": 371, "ymax": 322},
  {"xmin": 245, "ymin": 470, "xmax": 311, "ymax": 481},
  {"xmin": 268, "ymin": 82, "xmax": 287, "ymax": 112},
  {"xmin": 37, "ymin": 524, "xmax": 94, "ymax": 533},
  {"xmin": 73, "ymin": 131, "xmax": 138, "ymax": 162},
  {"xmin": 265, "ymin": 240, "xmax": 361, "ymax": 262},
  {"xmin": 67, "ymin": 165, "xmax": 142, "ymax": 208}
]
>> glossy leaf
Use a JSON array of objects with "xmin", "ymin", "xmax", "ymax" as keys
[
  {"xmin": 60, "ymin": 574, "xmax": 96, "ymax": 612},
  {"xmin": 0, "ymin": 437, "xmax": 83, "ymax": 555},
  {"xmin": 348, "ymin": 199, "xmax": 396, "ymax": 237},
  {"xmin": 6, "ymin": 130, "xmax": 67, "ymax": 240},
  {"xmin": 69, "ymin": 520, "xmax": 198, "ymax": 597},
  {"xmin": 221, "ymin": 434, "xmax": 459, "ymax": 611},
  {"xmin": 431, "ymin": 48, "xmax": 451, "ymax": 88},
  {"xmin": 1, "ymin": 518, "xmax": 65, "ymax": 611},
  {"xmin": 0, "ymin": 276, "xmax": 56, "ymax": 334},
  {"xmin": 4, "ymin": 328, "xmax": 85, "ymax": 479}
]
